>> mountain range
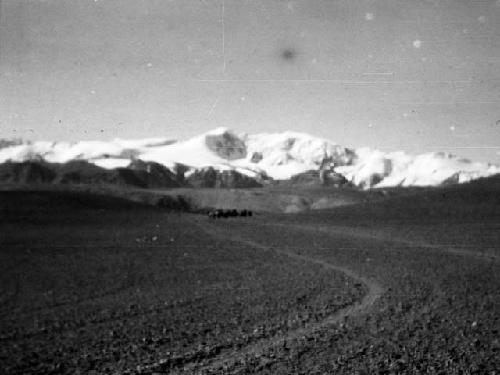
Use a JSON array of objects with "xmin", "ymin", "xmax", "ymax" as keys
[{"xmin": 0, "ymin": 128, "xmax": 498, "ymax": 189}]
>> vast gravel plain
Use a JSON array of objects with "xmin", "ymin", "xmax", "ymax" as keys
[{"xmin": 1, "ymin": 179, "xmax": 499, "ymax": 374}]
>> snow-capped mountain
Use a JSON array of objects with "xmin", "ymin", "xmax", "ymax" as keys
[{"xmin": 0, "ymin": 128, "xmax": 498, "ymax": 189}]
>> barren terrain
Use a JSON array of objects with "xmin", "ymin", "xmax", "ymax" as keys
[{"xmin": 1, "ymin": 178, "xmax": 499, "ymax": 373}]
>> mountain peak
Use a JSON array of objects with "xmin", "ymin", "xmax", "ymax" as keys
[{"xmin": 0, "ymin": 129, "xmax": 498, "ymax": 189}]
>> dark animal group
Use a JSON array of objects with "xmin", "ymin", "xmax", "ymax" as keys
[{"xmin": 207, "ymin": 209, "xmax": 253, "ymax": 218}]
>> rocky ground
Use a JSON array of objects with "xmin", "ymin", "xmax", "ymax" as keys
[
  {"xmin": 0, "ymin": 191, "xmax": 362, "ymax": 374},
  {"xmin": 1, "ymin": 182, "xmax": 499, "ymax": 374}
]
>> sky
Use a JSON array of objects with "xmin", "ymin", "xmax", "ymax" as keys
[{"xmin": 1, "ymin": 0, "xmax": 499, "ymax": 163}]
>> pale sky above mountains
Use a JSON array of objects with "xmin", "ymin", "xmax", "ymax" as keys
[{"xmin": 1, "ymin": 0, "xmax": 499, "ymax": 163}]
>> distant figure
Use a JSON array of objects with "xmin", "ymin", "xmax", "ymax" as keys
[{"xmin": 207, "ymin": 208, "xmax": 253, "ymax": 218}]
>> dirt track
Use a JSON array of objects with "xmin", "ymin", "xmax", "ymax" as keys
[
  {"xmin": 172, "ymin": 219, "xmax": 499, "ymax": 373},
  {"xmin": 148, "ymin": 221, "xmax": 385, "ymax": 374},
  {"xmin": 3, "ymin": 189, "xmax": 499, "ymax": 374}
]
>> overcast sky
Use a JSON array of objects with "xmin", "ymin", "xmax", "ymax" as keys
[{"xmin": 1, "ymin": 0, "xmax": 499, "ymax": 163}]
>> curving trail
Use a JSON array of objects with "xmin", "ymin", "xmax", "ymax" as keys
[
  {"xmin": 175, "ymin": 221, "xmax": 385, "ymax": 374},
  {"xmin": 141, "ymin": 215, "xmax": 497, "ymax": 374}
]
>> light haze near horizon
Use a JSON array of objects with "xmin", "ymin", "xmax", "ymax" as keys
[{"xmin": 1, "ymin": 0, "xmax": 499, "ymax": 163}]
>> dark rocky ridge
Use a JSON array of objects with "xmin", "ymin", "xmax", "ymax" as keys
[
  {"xmin": 186, "ymin": 167, "xmax": 262, "ymax": 188},
  {"xmin": 127, "ymin": 159, "xmax": 182, "ymax": 188},
  {"xmin": 0, "ymin": 160, "xmax": 263, "ymax": 189},
  {"xmin": 288, "ymin": 169, "xmax": 350, "ymax": 187},
  {"xmin": 0, "ymin": 161, "xmax": 56, "ymax": 184}
]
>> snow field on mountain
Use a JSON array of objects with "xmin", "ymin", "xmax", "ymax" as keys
[{"xmin": 0, "ymin": 128, "xmax": 498, "ymax": 188}]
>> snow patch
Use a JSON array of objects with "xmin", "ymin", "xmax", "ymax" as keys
[{"xmin": 1, "ymin": 128, "xmax": 498, "ymax": 189}]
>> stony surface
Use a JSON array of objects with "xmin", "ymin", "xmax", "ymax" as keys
[
  {"xmin": 0, "ymin": 191, "xmax": 361, "ymax": 374},
  {"xmin": 1, "ymin": 181, "xmax": 499, "ymax": 374}
]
